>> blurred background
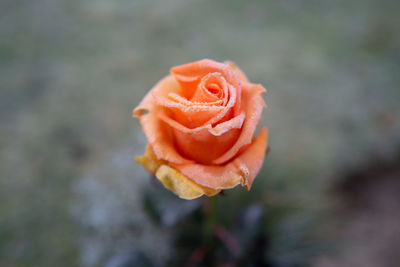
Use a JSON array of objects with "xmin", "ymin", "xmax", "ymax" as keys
[{"xmin": 1, "ymin": 0, "xmax": 400, "ymax": 266}]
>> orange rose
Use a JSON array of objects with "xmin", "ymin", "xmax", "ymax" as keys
[{"xmin": 133, "ymin": 59, "xmax": 268, "ymax": 199}]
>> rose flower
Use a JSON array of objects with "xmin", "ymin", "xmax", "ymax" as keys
[{"xmin": 133, "ymin": 59, "xmax": 268, "ymax": 199}]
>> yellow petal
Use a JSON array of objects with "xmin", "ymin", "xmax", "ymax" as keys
[
  {"xmin": 136, "ymin": 144, "xmax": 220, "ymax": 200},
  {"xmin": 135, "ymin": 144, "xmax": 165, "ymax": 174},
  {"xmin": 155, "ymin": 165, "xmax": 220, "ymax": 200}
]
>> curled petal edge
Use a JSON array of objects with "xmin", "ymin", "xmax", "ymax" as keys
[
  {"xmin": 159, "ymin": 111, "xmax": 245, "ymax": 137},
  {"xmin": 212, "ymin": 83, "xmax": 266, "ymax": 164}
]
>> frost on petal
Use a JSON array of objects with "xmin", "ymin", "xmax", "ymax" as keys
[
  {"xmin": 191, "ymin": 72, "xmax": 228, "ymax": 103},
  {"xmin": 152, "ymin": 72, "xmax": 237, "ymax": 129},
  {"xmin": 159, "ymin": 111, "xmax": 245, "ymax": 164},
  {"xmin": 153, "ymin": 93, "xmax": 225, "ymax": 128},
  {"xmin": 212, "ymin": 83, "xmax": 266, "ymax": 165},
  {"xmin": 232, "ymin": 128, "xmax": 268, "ymax": 190},
  {"xmin": 170, "ymin": 59, "xmax": 241, "ymax": 100}
]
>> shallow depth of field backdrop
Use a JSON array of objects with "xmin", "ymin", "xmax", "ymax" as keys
[{"xmin": 1, "ymin": 0, "xmax": 400, "ymax": 266}]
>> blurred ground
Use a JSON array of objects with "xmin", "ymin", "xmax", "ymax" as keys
[
  {"xmin": 1, "ymin": 0, "xmax": 399, "ymax": 266},
  {"xmin": 315, "ymin": 155, "xmax": 400, "ymax": 267}
]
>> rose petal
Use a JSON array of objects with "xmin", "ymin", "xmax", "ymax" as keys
[
  {"xmin": 136, "ymin": 109, "xmax": 193, "ymax": 164},
  {"xmin": 168, "ymin": 92, "xmax": 223, "ymax": 106},
  {"xmin": 225, "ymin": 61, "xmax": 249, "ymax": 83},
  {"xmin": 170, "ymin": 59, "xmax": 241, "ymax": 100},
  {"xmin": 232, "ymin": 128, "xmax": 268, "ymax": 190},
  {"xmin": 133, "ymin": 75, "xmax": 181, "ymax": 117},
  {"xmin": 159, "ymin": 111, "xmax": 245, "ymax": 164},
  {"xmin": 132, "ymin": 76, "xmax": 193, "ymax": 164},
  {"xmin": 159, "ymin": 111, "xmax": 245, "ymax": 136},
  {"xmin": 136, "ymin": 144, "xmax": 220, "ymax": 199},
  {"xmin": 212, "ymin": 83, "xmax": 266, "ymax": 164},
  {"xmin": 151, "ymin": 75, "xmax": 237, "ymax": 129},
  {"xmin": 136, "ymin": 144, "xmax": 165, "ymax": 174},
  {"xmin": 155, "ymin": 165, "xmax": 220, "ymax": 200},
  {"xmin": 202, "ymin": 83, "xmax": 237, "ymax": 126},
  {"xmin": 191, "ymin": 72, "xmax": 228, "ymax": 103},
  {"xmin": 154, "ymin": 93, "xmax": 225, "ymax": 128},
  {"xmin": 171, "ymin": 128, "xmax": 268, "ymax": 190},
  {"xmin": 172, "ymin": 127, "xmax": 241, "ymax": 164}
]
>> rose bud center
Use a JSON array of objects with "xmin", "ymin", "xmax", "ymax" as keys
[{"xmin": 191, "ymin": 73, "xmax": 228, "ymax": 104}]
